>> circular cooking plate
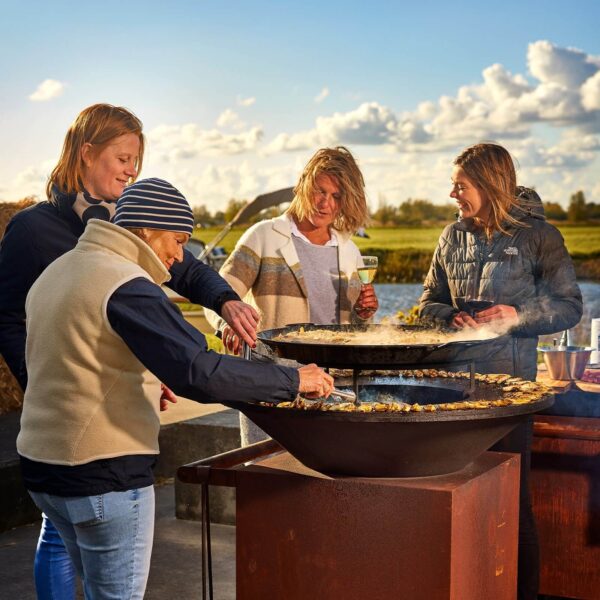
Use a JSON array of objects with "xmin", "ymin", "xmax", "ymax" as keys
[
  {"xmin": 231, "ymin": 381, "xmax": 553, "ymax": 422},
  {"xmin": 224, "ymin": 379, "xmax": 554, "ymax": 477},
  {"xmin": 257, "ymin": 323, "xmax": 509, "ymax": 369}
]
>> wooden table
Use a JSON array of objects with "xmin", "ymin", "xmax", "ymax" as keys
[{"xmin": 531, "ymin": 369, "xmax": 600, "ymax": 599}]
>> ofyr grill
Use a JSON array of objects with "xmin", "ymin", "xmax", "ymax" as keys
[{"xmin": 225, "ymin": 324, "xmax": 555, "ymax": 478}]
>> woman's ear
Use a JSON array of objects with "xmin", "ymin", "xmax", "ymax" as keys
[{"xmin": 81, "ymin": 143, "xmax": 94, "ymax": 168}]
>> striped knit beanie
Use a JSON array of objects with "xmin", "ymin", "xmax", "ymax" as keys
[{"xmin": 114, "ymin": 178, "xmax": 194, "ymax": 235}]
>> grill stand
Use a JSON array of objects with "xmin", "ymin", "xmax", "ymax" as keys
[{"xmin": 178, "ymin": 441, "xmax": 521, "ymax": 600}]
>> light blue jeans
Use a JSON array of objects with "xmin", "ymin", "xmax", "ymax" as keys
[{"xmin": 30, "ymin": 486, "xmax": 155, "ymax": 600}]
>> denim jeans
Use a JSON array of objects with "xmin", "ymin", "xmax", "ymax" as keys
[
  {"xmin": 34, "ymin": 515, "xmax": 77, "ymax": 599},
  {"xmin": 30, "ymin": 486, "xmax": 155, "ymax": 600}
]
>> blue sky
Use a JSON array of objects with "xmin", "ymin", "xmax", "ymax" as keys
[{"xmin": 2, "ymin": 0, "xmax": 600, "ymax": 210}]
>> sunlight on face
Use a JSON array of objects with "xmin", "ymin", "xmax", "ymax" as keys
[
  {"xmin": 82, "ymin": 133, "xmax": 140, "ymax": 201},
  {"xmin": 309, "ymin": 173, "xmax": 341, "ymax": 230},
  {"xmin": 450, "ymin": 166, "xmax": 489, "ymax": 221},
  {"xmin": 142, "ymin": 229, "xmax": 190, "ymax": 270}
]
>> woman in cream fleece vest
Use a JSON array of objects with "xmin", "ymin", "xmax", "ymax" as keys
[
  {"xmin": 19, "ymin": 178, "xmax": 333, "ymax": 600},
  {"xmin": 206, "ymin": 147, "xmax": 379, "ymax": 445}
]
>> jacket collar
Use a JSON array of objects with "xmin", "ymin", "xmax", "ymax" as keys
[
  {"xmin": 50, "ymin": 187, "xmax": 86, "ymax": 237},
  {"xmin": 271, "ymin": 213, "xmax": 352, "ymax": 244},
  {"xmin": 77, "ymin": 220, "xmax": 171, "ymax": 285}
]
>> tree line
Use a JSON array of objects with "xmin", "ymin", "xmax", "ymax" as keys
[{"xmin": 193, "ymin": 191, "xmax": 600, "ymax": 227}]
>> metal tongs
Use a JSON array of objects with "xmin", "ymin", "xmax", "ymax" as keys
[
  {"xmin": 331, "ymin": 387, "xmax": 357, "ymax": 403},
  {"xmin": 242, "ymin": 341, "xmax": 358, "ymax": 404}
]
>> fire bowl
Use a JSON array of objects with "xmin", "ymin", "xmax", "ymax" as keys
[{"xmin": 225, "ymin": 382, "xmax": 553, "ymax": 478}]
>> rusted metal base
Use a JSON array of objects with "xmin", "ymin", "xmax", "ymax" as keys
[{"xmin": 234, "ymin": 451, "xmax": 520, "ymax": 600}]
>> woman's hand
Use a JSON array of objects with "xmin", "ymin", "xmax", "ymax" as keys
[
  {"xmin": 474, "ymin": 304, "xmax": 519, "ymax": 328},
  {"xmin": 298, "ymin": 364, "xmax": 334, "ymax": 398},
  {"xmin": 450, "ymin": 311, "xmax": 479, "ymax": 329},
  {"xmin": 222, "ymin": 325, "xmax": 242, "ymax": 355},
  {"xmin": 159, "ymin": 384, "xmax": 178, "ymax": 411},
  {"xmin": 451, "ymin": 304, "xmax": 519, "ymax": 331},
  {"xmin": 220, "ymin": 300, "xmax": 259, "ymax": 349},
  {"xmin": 354, "ymin": 284, "xmax": 378, "ymax": 319}
]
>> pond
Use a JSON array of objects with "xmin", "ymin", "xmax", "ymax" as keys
[{"xmin": 374, "ymin": 282, "xmax": 600, "ymax": 347}]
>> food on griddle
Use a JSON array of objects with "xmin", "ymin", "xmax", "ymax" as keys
[
  {"xmin": 273, "ymin": 326, "xmax": 498, "ymax": 346},
  {"xmin": 259, "ymin": 369, "xmax": 552, "ymax": 413}
]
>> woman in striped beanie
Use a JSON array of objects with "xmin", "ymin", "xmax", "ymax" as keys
[
  {"xmin": 0, "ymin": 104, "xmax": 261, "ymax": 599},
  {"xmin": 19, "ymin": 177, "xmax": 333, "ymax": 599}
]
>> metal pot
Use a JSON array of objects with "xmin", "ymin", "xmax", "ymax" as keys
[{"xmin": 538, "ymin": 346, "xmax": 592, "ymax": 381}]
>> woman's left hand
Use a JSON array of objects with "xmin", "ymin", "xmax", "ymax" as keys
[
  {"xmin": 474, "ymin": 304, "xmax": 519, "ymax": 328},
  {"xmin": 354, "ymin": 284, "xmax": 379, "ymax": 319},
  {"xmin": 160, "ymin": 384, "xmax": 178, "ymax": 411},
  {"xmin": 221, "ymin": 300, "xmax": 259, "ymax": 348}
]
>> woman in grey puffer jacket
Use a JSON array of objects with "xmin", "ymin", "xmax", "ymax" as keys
[
  {"xmin": 420, "ymin": 145, "xmax": 582, "ymax": 379},
  {"xmin": 419, "ymin": 142, "xmax": 582, "ymax": 600}
]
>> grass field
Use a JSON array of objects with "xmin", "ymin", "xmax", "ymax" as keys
[{"xmin": 194, "ymin": 224, "xmax": 600, "ymax": 256}]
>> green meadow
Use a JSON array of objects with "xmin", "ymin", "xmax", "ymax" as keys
[{"xmin": 194, "ymin": 224, "xmax": 600, "ymax": 282}]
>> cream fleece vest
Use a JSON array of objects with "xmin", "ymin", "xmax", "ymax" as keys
[{"xmin": 17, "ymin": 220, "xmax": 171, "ymax": 465}]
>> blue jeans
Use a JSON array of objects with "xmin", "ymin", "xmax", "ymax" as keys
[
  {"xmin": 35, "ymin": 515, "xmax": 77, "ymax": 599},
  {"xmin": 30, "ymin": 486, "xmax": 155, "ymax": 600}
]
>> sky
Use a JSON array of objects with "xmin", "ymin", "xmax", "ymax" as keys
[{"xmin": 1, "ymin": 0, "xmax": 600, "ymax": 211}]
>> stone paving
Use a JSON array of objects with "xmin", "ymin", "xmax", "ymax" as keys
[{"xmin": 0, "ymin": 482, "xmax": 236, "ymax": 599}]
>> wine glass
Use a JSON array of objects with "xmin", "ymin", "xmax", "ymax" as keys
[
  {"xmin": 455, "ymin": 276, "xmax": 494, "ymax": 317},
  {"xmin": 358, "ymin": 255, "xmax": 378, "ymax": 285},
  {"xmin": 357, "ymin": 256, "xmax": 378, "ymax": 315}
]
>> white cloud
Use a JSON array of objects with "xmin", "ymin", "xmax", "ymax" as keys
[
  {"xmin": 147, "ymin": 123, "xmax": 263, "ymax": 161},
  {"xmin": 1, "ymin": 159, "xmax": 55, "ymax": 201},
  {"xmin": 264, "ymin": 40, "xmax": 600, "ymax": 155},
  {"xmin": 216, "ymin": 109, "xmax": 246, "ymax": 131},
  {"xmin": 142, "ymin": 160, "xmax": 297, "ymax": 213},
  {"xmin": 237, "ymin": 95, "xmax": 256, "ymax": 107},
  {"xmin": 528, "ymin": 40, "xmax": 600, "ymax": 89},
  {"xmin": 314, "ymin": 87, "xmax": 330, "ymax": 103},
  {"xmin": 581, "ymin": 71, "xmax": 600, "ymax": 111},
  {"xmin": 266, "ymin": 102, "xmax": 400, "ymax": 153},
  {"xmin": 28, "ymin": 79, "xmax": 65, "ymax": 102}
]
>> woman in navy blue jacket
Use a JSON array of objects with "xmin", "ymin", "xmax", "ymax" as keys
[{"xmin": 0, "ymin": 103, "xmax": 260, "ymax": 599}]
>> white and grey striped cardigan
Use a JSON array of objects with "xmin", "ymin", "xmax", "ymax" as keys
[{"xmin": 206, "ymin": 214, "xmax": 365, "ymax": 332}]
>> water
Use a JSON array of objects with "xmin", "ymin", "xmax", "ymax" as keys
[{"xmin": 374, "ymin": 282, "xmax": 600, "ymax": 346}]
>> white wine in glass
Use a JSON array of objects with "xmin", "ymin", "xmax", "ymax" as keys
[{"xmin": 358, "ymin": 255, "xmax": 378, "ymax": 284}]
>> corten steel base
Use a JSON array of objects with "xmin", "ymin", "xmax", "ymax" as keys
[
  {"xmin": 532, "ymin": 415, "xmax": 600, "ymax": 600},
  {"xmin": 232, "ymin": 451, "xmax": 520, "ymax": 600}
]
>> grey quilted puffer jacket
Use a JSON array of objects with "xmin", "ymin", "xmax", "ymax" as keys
[{"xmin": 419, "ymin": 188, "xmax": 583, "ymax": 380}]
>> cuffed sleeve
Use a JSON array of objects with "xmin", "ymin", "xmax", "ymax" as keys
[{"xmin": 107, "ymin": 278, "xmax": 299, "ymax": 404}]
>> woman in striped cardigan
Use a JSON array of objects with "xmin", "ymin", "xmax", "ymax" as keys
[{"xmin": 207, "ymin": 146, "xmax": 378, "ymax": 444}]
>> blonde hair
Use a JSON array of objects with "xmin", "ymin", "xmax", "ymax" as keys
[
  {"xmin": 286, "ymin": 146, "xmax": 368, "ymax": 233},
  {"xmin": 454, "ymin": 142, "xmax": 527, "ymax": 239},
  {"xmin": 46, "ymin": 104, "xmax": 144, "ymax": 201}
]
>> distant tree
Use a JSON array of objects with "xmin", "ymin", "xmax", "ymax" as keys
[
  {"xmin": 371, "ymin": 194, "xmax": 399, "ymax": 226},
  {"xmin": 397, "ymin": 198, "xmax": 456, "ymax": 225},
  {"xmin": 567, "ymin": 190, "xmax": 588, "ymax": 222},
  {"xmin": 586, "ymin": 202, "xmax": 600, "ymax": 220},
  {"xmin": 543, "ymin": 202, "xmax": 567, "ymax": 221},
  {"xmin": 212, "ymin": 210, "xmax": 226, "ymax": 225},
  {"xmin": 192, "ymin": 204, "xmax": 215, "ymax": 227},
  {"xmin": 224, "ymin": 199, "xmax": 247, "ymax": 223}
]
